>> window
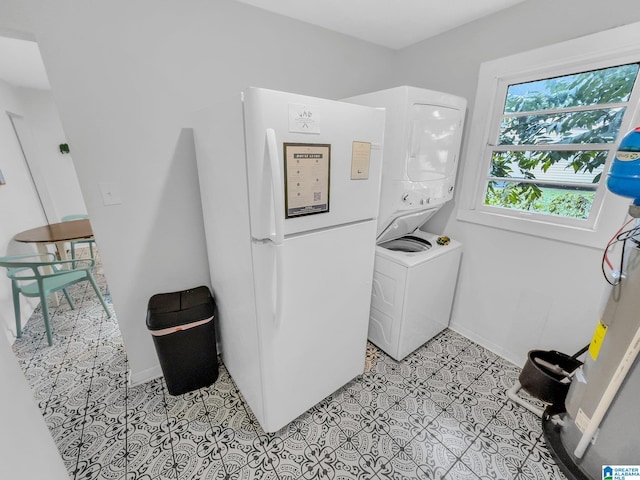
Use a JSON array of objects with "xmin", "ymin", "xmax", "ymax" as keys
[
  {"xmin": 484, "ymin": 64, "xmax": 639, "ymax": 222},
  {"xmin": 458, "ymin": 23, "xmax": 640, "ymax": 247}
]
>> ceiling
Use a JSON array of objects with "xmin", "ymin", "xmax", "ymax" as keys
[
  {"xmin": 235, "ymin": 0, "xmax": 526, "ymax": 50},
  {"xmin": 0, "ymin": 36, "xmax": 50, "ymax": 90},
  {"xmin": 0, "ymin": 0, "xmax": 525, "ymax": 90}
]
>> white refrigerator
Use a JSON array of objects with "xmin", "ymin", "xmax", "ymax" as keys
[{"xmin": 192, "ymin": 87, "xmax": 385, "ymax": 433}]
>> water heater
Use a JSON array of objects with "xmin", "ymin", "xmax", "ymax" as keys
[
  {"xmin": 544, "ymin": 128, "xmax": 640, "ymax": 480},
  {"xmin": 607, "ymin": 126, "xmax": 640, "ymax": 209}
]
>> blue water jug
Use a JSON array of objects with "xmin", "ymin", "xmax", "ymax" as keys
[{"xmin": 607, "ymin": 127, "xmax": 640, "ymax": 204}]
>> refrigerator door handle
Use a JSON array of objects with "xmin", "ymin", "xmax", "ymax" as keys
[
  {"xmin": 266, "ymin": 128, "xmax": 285, "ymax": 245},
  {"xmin": 272, "ymin": 243, "xmax": 284, "ymax": 327}
]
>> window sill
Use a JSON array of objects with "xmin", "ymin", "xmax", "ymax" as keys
[{"xmin": 457, "ymin": 197, "xmax": 631, "ymax": 249}]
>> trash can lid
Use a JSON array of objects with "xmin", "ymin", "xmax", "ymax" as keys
[{"xmin": 146, "ymin": 286, "xmax": 215, "ymax": 330}]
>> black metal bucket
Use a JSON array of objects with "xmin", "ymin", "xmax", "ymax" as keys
[{"xmin": 519, "ymin": 349, "xmax": 585, "ymax": 406}]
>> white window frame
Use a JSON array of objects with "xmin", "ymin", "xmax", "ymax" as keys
[{"xmin": 457, "ymin": 22, "xmax": 640, "ymax": 249}]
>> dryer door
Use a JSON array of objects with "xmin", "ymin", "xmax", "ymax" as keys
[{"xmin": 407, "ymin": 103, "xmax": 464, "ymax": 183}]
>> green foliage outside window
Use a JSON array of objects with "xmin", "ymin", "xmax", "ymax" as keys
[
  {"xmin": 485, "ymin": 186, "xmax": 594, "ymax": 219},
  {"xmin": 485, "ymin": 63, "xmax": 639, "ymax": 218}
]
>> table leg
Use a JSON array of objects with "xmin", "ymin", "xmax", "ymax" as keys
[
  {"xmin": 55, "ymin": 241, "xmax": 69, "ymax": 262},
  {"xmin": 36, "ymin": 243, "xmax": 60, "ymax": 307}
]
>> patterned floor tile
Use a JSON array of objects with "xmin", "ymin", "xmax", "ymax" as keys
[
  {"xmin": 332, "ymin": 444, "xmax": 376, "ymax": 480},
  {"xmin": 444, "ymin": 460, "xmax": 481, "ymax": 480},
  {"xmin": 462, "ymin": 433, "xmax": 530, "ymax": 480},
  {"xmin": 409, "ymin": 431, "xmax": 458, "ymax": 479},
  {"xmin": 9, "ymin": 252, "xmax": 570, "ymax": 480},
  {"xmin": 424, "ymin": 410, "xmax": 477, "ymax": 457}
]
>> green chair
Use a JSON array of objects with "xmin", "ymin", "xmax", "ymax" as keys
[
  {"xmin": 61, "ymin": 214, "xmax": 95, "ymax": 264},
  {"xmin": 0, "ymin": 253, "xmax": 112, "ymax": 346}
]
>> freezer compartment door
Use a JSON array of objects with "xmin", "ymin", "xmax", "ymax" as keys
[
  {"xmin": 251, "ymin": 220, "xmax": 377, "ymax": 432},
  {"xmin": 243, "ymin": 88, "xmax": 385, "ymax": 240}
]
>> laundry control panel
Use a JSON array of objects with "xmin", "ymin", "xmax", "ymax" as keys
[{"xmin": 396, "ymin": 182, "xmax": 454, "ymax": 212}]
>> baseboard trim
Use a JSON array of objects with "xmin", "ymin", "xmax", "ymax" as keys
[
  {"xmin": 448, "ymin": 324, "xmax": 524, "ymax": 368},
  {"xmin": 129, "ymin": 364, "xmax": 163, "ymax": 387}
]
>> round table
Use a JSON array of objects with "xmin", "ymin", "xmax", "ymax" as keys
[
  {"xmin": 14, "ymin": 219, "xmax": 95, "ymax": 306},
  {"xmin": 14, "ymin": 219, "xmax": 93, "ymax": 261}
]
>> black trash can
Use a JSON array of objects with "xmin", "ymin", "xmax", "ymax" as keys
[{"xmin": 146, "ymin": 286, "xmax": 218, "ymax": 395}]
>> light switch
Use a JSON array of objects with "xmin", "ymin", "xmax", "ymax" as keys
[{"xmin": 99, "ymin": 182, "xmax": 122, "ymax": 206}]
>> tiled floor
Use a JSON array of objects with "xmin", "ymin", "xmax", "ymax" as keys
[{"xmin": 12, "ymin": 255, "xmax": 567, "ymax": 480}]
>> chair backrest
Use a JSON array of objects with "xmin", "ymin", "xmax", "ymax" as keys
[
  {"xmin": 0, "ymin": 253, "xmax": 60, "ymax": 282},
  {"xmin": 0, "ymin": 254, "xmax": 93, "ymax": 283},
  {"xmin": 61, "ymin": 214, "xmax": 89, "ymax": 222}
]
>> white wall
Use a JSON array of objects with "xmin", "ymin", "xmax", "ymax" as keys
[
  {"xmin": 0, "ymin": 75, "xmax": 73, "ymax": 477},
  {"xmin": 0, "ymin": 332, "xmax": 69, "ymax": 479},
  {"xmin": 5, "ymin": 0, "xmax": 639, "ymax": 379},
  {"xmin": 0, "ymin": 21, "xmax": 86, "ymax": 476},
  {"xmin": 0, "ymin": 1, "xmax": 638, "ymax": 473},
  {"xmin": 13, "ymin": 0, "xmax": 397, "ymax": 384},
  {"xmin": 5, "ymin": 0, "xmax": 639, "ymax": 376},
  {"xmin": 0, "ymin": 79, "xmax": 46, "ymax": 341},
  {"xmin": 395, "ymin": 0, "xmax": 640, "ymax": 365},
  {"xmin": 0, "ymin": 77, "xmax": 87, "ymax": 342},
  {"xmin": 15, "ymin": 87, "xmax": 86, "ymax": 220}
]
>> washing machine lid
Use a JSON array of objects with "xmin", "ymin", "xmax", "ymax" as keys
[
  {"xmin": 379, "ymin": 235, "xmax": 432, "ymax": 252},
  {"xmin": 377, "ymin": 209, "xmax": 437, "ymax": 244}
]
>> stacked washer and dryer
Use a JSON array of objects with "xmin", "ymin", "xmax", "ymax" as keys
[{"xmin": 345, "ymin": 86, "xmax": 467, "ymax": 361}]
